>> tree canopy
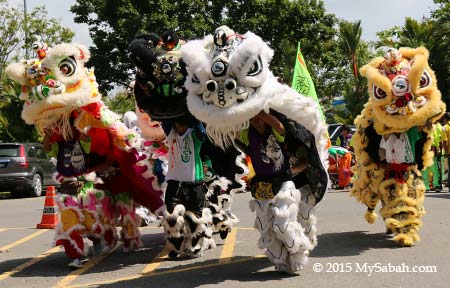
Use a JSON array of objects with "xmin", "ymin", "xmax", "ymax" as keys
[
  {"xmin": 375, "ymin": 0, "xmax": 450, "ymax": 105},
  {"xmin": 71, "ymin": 0, "xmax": 344, "ymax": 95}
]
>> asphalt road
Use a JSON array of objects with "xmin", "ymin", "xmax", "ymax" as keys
[{"xmin": 0, "ymin": 189, "xmax": 449, "ymax": 288}]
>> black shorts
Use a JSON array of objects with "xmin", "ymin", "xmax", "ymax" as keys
[{"xmin": 165, "ymin": 180, "xmax": 208, "ymax": 215}]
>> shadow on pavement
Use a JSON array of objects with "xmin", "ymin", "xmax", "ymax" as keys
[
  {"xmin": 6, "ymin": 232, "xmax": 166, "ymax": 278},
  {"xmin": 311, "ymin": 230, "xmax": 398, "ymax": 258},
  {"xmin": 94, "ymin": 256, "xmax": 284, "ymax": 288}
]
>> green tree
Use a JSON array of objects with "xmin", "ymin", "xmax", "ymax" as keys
[
  {"xmin": 0, "ymin": 79, "xmax": 40, "ymax": 142},
  {"xmin": 430, "ymin": 0, "xmax": 450, "ymax": 105},
  {"xmin": 332, "ymin": 20, "xmax": 370, "ymax": 124},
  {"xmin": 71, "ymin": 0, "xmax": 218, "ymax": 92},
  {"xmin": 0, "ymin": 1, "xmax": 74, "ymax": 142},
  {"xmin": 103, "ymin": 91, "xmax": 135, "ymax": 117},
  {"xmin": 71, "ymin": 0, "xmax": 348, "ymax": 109},
  {"xmin": 375, "ymin": 17, "xmax": 434, "ymax": 48},
  {"xmin": 0, "ymin": 1, "xmax": 74, "ymax": 82},
  {"xmin": 375, "ymin": 4, "xmax": 450, "ymax": 105}
]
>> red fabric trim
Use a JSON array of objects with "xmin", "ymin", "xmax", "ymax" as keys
[{"xmin": 385, "ymin": 163, "xmax": 411, "ymax": 183}]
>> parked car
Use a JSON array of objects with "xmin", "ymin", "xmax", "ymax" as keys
[
  {"xmin": 328, "ymin": 124, "xmax": 356, "ymax": 146},
  {"xmin": 0, "ymin": 143, "xmax": 60, "ymax": 198}
]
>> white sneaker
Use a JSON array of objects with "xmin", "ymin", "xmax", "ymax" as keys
[{"xmin": 68, "ymin": 258, "xmax": 83, "ymax": 269}]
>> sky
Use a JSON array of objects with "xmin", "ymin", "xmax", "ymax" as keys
[{"xmin": 8, "ymin": 0, "xmax": 438, "ymax": 46}]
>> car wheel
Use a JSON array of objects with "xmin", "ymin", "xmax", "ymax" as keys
[{"xmin": 30, "ymin": 174, "xmax": 43, "ymax": 197}]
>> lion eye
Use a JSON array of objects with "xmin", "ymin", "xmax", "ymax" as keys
[
  {"xmin": 392, "ymin": 76, "xmax": 409, "ymax": 96},
  {"xmin": 206, "ymin": 80, "xmax": 218, "ymax": 92},
  {"xmin": 192, "ymin": 74, "xmax": 200, "ymax": 83},
  {"xmin": 247, "ymin": 56, "xmax": 262, "ymax": 76},
  {"xmin": 419, "ymin": 70, "xmax": 431, "ymax": 88},
  {"xmin": 58, "ymin": 57, "xmax": 77, "ymax": 76},
  {"xmin": 373, "ymin": 85, "xmax": 387, "ymax": 100},
  {"xmin": 211, "ymin": 60, "xmax": 227, "ymax": 77}
]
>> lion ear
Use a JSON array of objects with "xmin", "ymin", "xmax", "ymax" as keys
[
  {"xmin": 5, "ymin": 62, "xmax": 29, "ymax": 85},
  {"xmin": 74, "ymin": 44, "xmax": 91, "ymax": 63}
]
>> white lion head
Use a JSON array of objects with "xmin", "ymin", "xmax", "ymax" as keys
[{"xmin": 182, "ymin": 26, "xmax": 275, "ymax": 147}]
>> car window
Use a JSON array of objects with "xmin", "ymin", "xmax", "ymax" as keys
[
  {"xmin": 328, "ymin": 124, "xmax": 356, "ymax": 146},
  {"xmin": 34, "ymin": 147, "xmax": 48, "ymax": 159},
  {"xmin": 27, "ymin": 147, "xmax": 36, "ymax": 158},
  {"xmin": 0, "ymin": 146, "xmax": 19, "ymax": 157}
]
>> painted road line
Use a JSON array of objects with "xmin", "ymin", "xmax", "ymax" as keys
[
  {"xmin": 54, "ymin": 243, "xmax": 121, "ymax": 288},
  {"xmin": 0, "ymin": 229, "xmax": 48, "ymax": 252},
  {"xmin": 0, "ymin": 228, "xmax": 8, "ymax": 233},
  {"xmin": 0, "ymin": 246, "xmax": 62, "ymax": 281},
  {"xmin": 236, "ymin": 227, "xmax": 256, "ymax": 231},
  {"xmin": 64, "ymin": 246, "xmax": 169, "ymax": 288},
  {"xmin": 140, "ymin": 226, "xmax": 161, "ymax": 229},
  {"xmin": 141, "ymin": 246, "xmax": 169, "ymax": 274},
  {"xmin": 68, "ymin": 254, "xmax": 267, "ymax": 288},
  {"xmin": 219, "ymin": 228, "xmax": 238, "ymax": 264}
]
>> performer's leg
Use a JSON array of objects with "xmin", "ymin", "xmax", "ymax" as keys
[
  {"xmin": 206, "ymin": 177, "xmax": 238, "ymax": 239},
  {"xmin": 54, "ymin": 195, "xmax": 86, "ymax": 268},
  {"xmin": 298, "ymin": 186, "xmax": 318, "ymax": 248},
  {"xmin": 423, "ymin": 167, "xmax": 431, "ymax": 191},
  {"xmin": 183, "ymin": 183, "xmax": 215, "ymax": 257},
  {"xmin": 447, "ymin": 155, "xmax": 450, "ymax": 187},
  {"xmin": 431, "ymin": 157, "xmax": 440, "ymax": 191},
  {"xmin": 99, "ymin": 195, "xmax": 119, "ymax": 253},
  {"xmin": 380, "ymin": 169, "xmax": 425, "ymax": 246},
  {"xmin": 79, "ymin": 182, "xmax": 111, "ymax": 256},
  {"xmin": 250, "ymin": 181, "xmax": 313, "ymax": 274},
  {"xmin": 114, "ymin": 194, "xmax": 143, "ymax": 252},
  {"xmin": 271, "ymin": 181, "xmax": 313, "ymax": 273},
  {"xmin": 161, "ymin": 180, "xmax": 186, "ymax": 258}
]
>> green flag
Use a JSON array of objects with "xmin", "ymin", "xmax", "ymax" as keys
[
  {"xmin": 291, "ymin": 42, "xmax": 324, "ymax": 117},
  {"xmin": 291, "ymin": 42, "xmax": 329, "ymax": 146}
]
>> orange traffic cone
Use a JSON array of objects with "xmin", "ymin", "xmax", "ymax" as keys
[{"xmin": 36, "ymin": 186, "xmax": 59, "ymax": 229}]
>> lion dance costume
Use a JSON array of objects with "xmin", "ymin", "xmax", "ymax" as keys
[
  {"xmin": 350, "ymin": 47, "xmax": 445, "ymax": 246},
  {"xmin": 129, "ymin": 30, "xmax": 246, "ymax": 258},
  {"xmin": 181, "ymin": 26, "xmax": 329, "ymax": 274},
  {"xmin": 6, "ymin": 43, "xmax": 164, "ymax": 267}
]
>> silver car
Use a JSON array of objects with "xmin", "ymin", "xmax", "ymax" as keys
[{"xmin": 0, "ymin": 143, "xmax": 60, "ymax": 198}]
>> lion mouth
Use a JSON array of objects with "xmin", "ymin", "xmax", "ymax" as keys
[
  {"xmin": 384, "ymin": 95, "xmax": 427, "ymax": 115},
  {"xmin": 38, "ymin": 105, "xmax": 65, "ymax": 115}
]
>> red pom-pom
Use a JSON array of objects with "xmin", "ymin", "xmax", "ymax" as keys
[
  {"xmin": 395, "ymin": 98, "xmax": 405, "ymax": 107},
  {"xmin": 403, "ymin": 93, "xmax": 412, "ymax": 101}
]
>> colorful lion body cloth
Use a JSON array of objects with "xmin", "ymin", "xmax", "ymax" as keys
[
  {"xmin": 6, "ymin": 43, "xmax": 164, "ymax": 263},
  {"xmin": 350, "ymin": 47, "xmax": 445, "ymax": 246},
  {"xmin": 181, "ymin": 26, "xmax": 329, "ymax": 274}
]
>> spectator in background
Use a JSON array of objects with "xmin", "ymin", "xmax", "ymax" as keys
[
  {"xmin": 336, "ymin": 125, "xmax": 353, "ymax": 151},
  {"xmin": 440, "ymin": 113, "xmax": 450, "ymax": 188},
  {"xmin": 423, "ymin": 121, "xmax": 443, "ymax": 192}
]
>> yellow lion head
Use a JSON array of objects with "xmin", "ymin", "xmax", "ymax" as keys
[{"xmin": 360, "ymin": 47, "xmax": 445, "ymax": 134}]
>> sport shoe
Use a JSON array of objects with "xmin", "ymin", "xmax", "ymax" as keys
[
  {"xmin": 219, "ymin": 229, "xmax": 229, "ymax": 240},
  {"xmin": 276, "ymin": 264, "xmax": 299, "ymax": 275},
  {"xmin": 190, "ymin": 251, "xmax": 204, "ymax": 258},
  {"xmin": 386, "ymin": 228, "xmax": 394, "ymax": 238},
  {"xmin": 68, "ymin": 258, "xmax": 83, "ymax": 269},
  {"xmin": 168, "ymin": 250, "xmax": 178, "ymax": 259},
  {"xmin": 80, "ymin": 255, "xmax": 89, "ymax": 263},
  {"xmin": 92, "ymin": 240, "xmax": 103, "ymax": 256}
]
